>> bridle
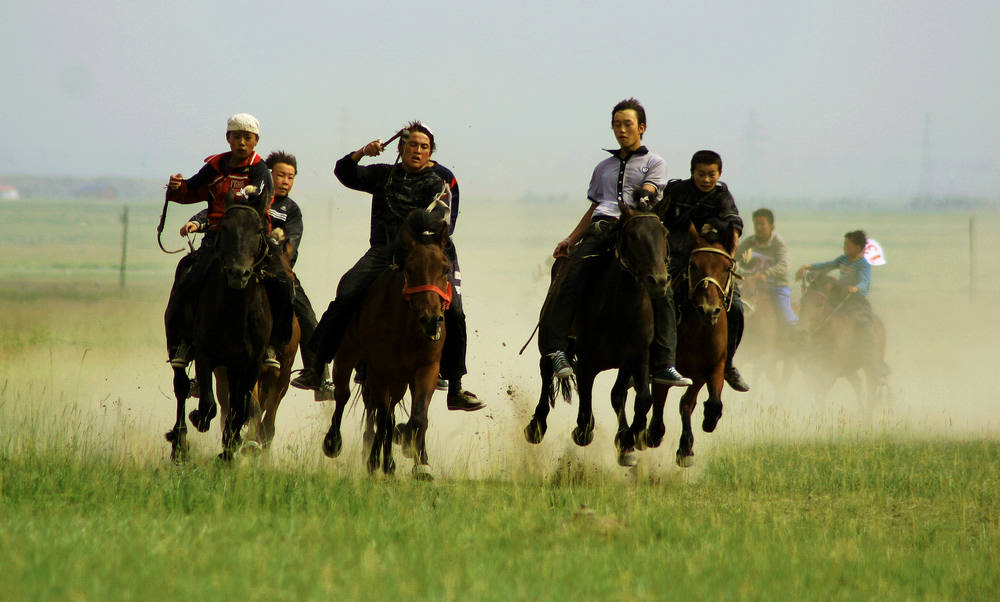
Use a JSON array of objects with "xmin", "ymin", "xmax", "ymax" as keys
[
  {"xmin": 402, "ymin": 277, "xmax": 452, "ymax": 310},
  {"xmin": 614, "ymin": 213, "xmax": 664, "ymax": 280},
  {"xmin": 219, "ymin": 204, "xmax": 269, "ymax": 273},
  {"xmin": 686, "ymin": 247, "xmax": 739, "ymax": 311}
]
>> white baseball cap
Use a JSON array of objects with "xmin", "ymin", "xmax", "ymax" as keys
[{"xmin": 226, "ymin": 113, "xmax": 260, "ymax": 136}]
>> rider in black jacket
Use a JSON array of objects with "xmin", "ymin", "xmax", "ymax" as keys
[
  {"xmin": 660, "ymin": 150, "xmax": 750, "ymax": 392},
  {"xmin": 292, "ymin": 122, "xmax": 484, "ymax": 411}
]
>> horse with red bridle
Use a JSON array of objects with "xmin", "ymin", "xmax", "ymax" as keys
[
  {"xmin": 321, "ymin": 209, "xmax": 452, "ymax": 479},
  {"xmin": 643, "ymin": 222, "xmax": 739, "ymax": 467}
]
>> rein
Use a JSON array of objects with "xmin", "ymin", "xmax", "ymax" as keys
[
  {"xmin": 803, "ymin": 284, "xmax": 854, "ymax": 335},
  {"xmin": 402, "ymin": 277, "xmax": 452, "ymax": 310},
  {"xmin": 687, "ymin": 246, "xmax": 739, "ymax": 311},
  {"xmin": 157, "ymin": 189, "xmax": 185, "ymax": 254}
]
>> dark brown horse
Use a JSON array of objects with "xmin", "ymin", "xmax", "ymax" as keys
[
  {"xmin": 644, "ymin": 223, "xmax": 738, "ymax": 467},
  {"xmin": 322, "ymin": 210, "xmax": 451, "ymax": 479},
  {"xmin": 797, "ymin": 273, "xmax": 888, "ymax": 408},
  {"xmin": 525, "ymin": 201, "xmax": 670, "ymax": 467},
  {"xmin": 164, "ymin": 194, "xmax": 273, "ymax": 462},
  {"xmin": 738, "ymin": 264, "xmax": 796, "ymax": 391}
]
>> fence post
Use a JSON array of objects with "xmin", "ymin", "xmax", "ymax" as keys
[
  {"xmin": 969, "ymin": 215, "xmax": 975, "ymax": 302},
  {"xmin": 120, "ymin": 205, "xmax": 129, "ymax": 288}
]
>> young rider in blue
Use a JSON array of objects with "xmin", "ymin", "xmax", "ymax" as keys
[
  {"xmin": 164, "ymin": 113, "xmax": 293, "ymax": 372},
  {"xmin": 292, "ymin": 122, "xmax": 484, "ymax": 412},
  {"xmin": 660, "ymin": 150, "xmax": 751, "ymax": 392},
  {"xmin": 539, "ymin": 98, "xmax": 692, "ymax": 387},
  {"xmin": 183, "ymin": 151, "xmax": 334, "ymax": 401},
  {"xmin": 795, "ymin": 229, "xmax": 889, "ymax": 380}
]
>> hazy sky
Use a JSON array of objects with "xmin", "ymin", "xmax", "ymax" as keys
[{"xmin": 2, "ymin": 0, "xmax": 997, "ymax": 203}]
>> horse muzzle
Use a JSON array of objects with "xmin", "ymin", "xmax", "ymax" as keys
[
  {"xmin": 224, "ymin": 265, "xmax": 252, "ymax": 290},
  {"xmin": 697, "ymin": 302, "xmax": 723, "ymax": 326},
  {"xmin": 419, "ymin": 312, "xmax": 445, "ymax": 341},
  {"xmin": 645, "ymin": 273, "xmax": 670, "ymax": 299}
]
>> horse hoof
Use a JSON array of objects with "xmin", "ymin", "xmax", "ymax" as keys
[
  {"xmin": 240, "ymin": 440, "xmax": 263, "ymax": 456},
  {"xmin": 384, "ymin": 458, "xmax": 396, "ymax": 475},
  {"xmin": 618, "ymin": 450, "xmax": 638, "ymax": 467},
  {"xmin": 322, "ymin": 431, "xmax": 343, "ymax": 458},
  {"xmin": 702, "ymin": 402, "xmax": 723, "ymax": 433},
  {"xmin": 615, "ymin": 430, "xmax": 635, "ymax": 452},
  {"xmin": 675, "ymin": 452, "xmax": 695, "ymax": 468},
  {"xmin": 571, "ymin": 426, "xmax": 594, "ymax": 447},
  {"xmin": 524, "ymin": 420, "xmax": 546, "ymax": 444},
  {"xmin": 642, "ymin": 426, "xmax": 665, "ymax": 449},
  {"xmin": 412, "ymin": 464, "xmax": 434, "ymax": 481},
  {"xmin": 189, "ymin": 406, "xmax": 216, "ymax": 433}
]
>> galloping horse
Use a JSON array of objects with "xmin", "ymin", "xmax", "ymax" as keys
[
  {"xmin": 322, "ymin": 210, "xmax": 451, "ymax": 479},
  {"xmin": 798, "ymin": 273, "xmax": 888, "ymax": 408},
  {"xmin": 165, "ymin": 192, "xmax": 273, "ymax": 461},
  {"xmin": 525, "ymin": 200, "xmax": 670, "ymax": 467},
  {"xmin": 644, "ymin": 223, "xmax": 738, "ymax": 467}
]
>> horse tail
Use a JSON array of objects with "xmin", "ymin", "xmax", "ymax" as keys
[
  {"xmin": 557, "ymin": 375, "xmax": 575, "ymax": 405},
  {"xmin": 539, "ymin": 354, "xmax": 576, "ymax": 407}
]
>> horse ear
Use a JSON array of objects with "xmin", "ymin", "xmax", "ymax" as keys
[
  {"xmin": 400, "ymin": 226, "xmax": 417, "ymax": 250},
  {"xmin": 654, "ymin": 197, "xmax": 670, "ymax": 220},
  {"xmin": 437, "ymin": 220, "xmax": 449, "ymax": 248},
  {"xmin": 687, "ymin": 222, "xmax": 700, "ymax": 246},
  {"xmin": 224, "ymin": 190, "xmax": 236, "ymax": 209}
]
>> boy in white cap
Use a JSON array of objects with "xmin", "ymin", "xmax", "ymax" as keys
[{"xmin": 163, "ymin": 113, "xmax": 294, "ymax": 371}]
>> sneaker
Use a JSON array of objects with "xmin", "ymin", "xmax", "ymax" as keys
[
  {"xmin": 187, "ymin": 377, "xmax": 200, "ymax": 399},
  {"xmin": 263, "ymin": 347, "xmax": 280, "ymax": 370},
  {"xmin": 290, "ymin": 368, "xmax": 322, "ymax": 390},
  {"xmin": 447, "ymin": 390, "xmax": 486, "ymax": 412},
  {"xmin": 314, "ymin": 381, "xmax": 335, "ymax": 402},
  {"xmin": 725, "ymin": 366, "xmax": 750, "ymax": 392},
  {"xmin": 651, "ymin": 366, "xmax": 693, "ymax": 386},
  {"xmin": 436, "ymin": 375, "xmax": 448, "ymax": 391},
  {"xmin": 548, "ymin": 351, "xmax": 573, "ymax": 380},
  {"xmin": 169, "ymin": 343, "xmax": 192, "ymax": 368}
]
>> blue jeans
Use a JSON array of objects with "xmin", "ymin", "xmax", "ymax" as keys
[{"xmin": 768, "ymin": 285, "xmax": 798, "ymax": 325}]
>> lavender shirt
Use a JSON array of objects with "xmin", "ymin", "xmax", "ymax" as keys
[{"xmin": 588, "ymin": 146, "xmax": 667, "ymax": 219}]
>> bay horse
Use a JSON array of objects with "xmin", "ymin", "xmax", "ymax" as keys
[
  {"xmin": 524, "ymin": 200, "xmax": 670, "ymax": 467},
  {"xmin": 643, "ymin": 223, "xmax": 738, "ymax": 467},
  {"xmin": 322, "ymin": 209, "xmax": 451, "ymax": 479},
  {"xmin": 164, "ymin": 191, "xmax": 273, "ymax": 462},
  {"xmin": 797, "ymin": 273, "xmax": 888, "ymax": 408}
]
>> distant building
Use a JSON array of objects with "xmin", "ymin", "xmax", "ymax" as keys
[{"xmin": 0, "ymin": 184, "xmax": 19, "ymax": 200}]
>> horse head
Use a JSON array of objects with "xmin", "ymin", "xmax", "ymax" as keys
[
  {"xmin": 399, "ymin": 210, "xmax": 453, "ymax": 341},
  {"xmin": 217, "ymin": 191, "xmax": 267, "ymax": 290},
  {"xmin": 798, "ymin": 273, "xmax": 847, "ymax": 331},
  {"xmin": 616, "ymin": 199, "xmax": 670, "ymax": 298},
  {"xmin": 685, "ymin": 222, "xmax": 736, "ymax": 326}
]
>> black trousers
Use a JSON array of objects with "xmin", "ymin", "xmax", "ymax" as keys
[
  {"xmin": 538, "ymin": 222, "xmax": 615, "ymax": 354},
  {"xmin": 440, "ymin": 249, "xmax": 467, "ymax": 381}
]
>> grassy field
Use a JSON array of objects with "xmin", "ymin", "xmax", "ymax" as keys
[{"xmin": 1, "ymin": 199, "xmax": 999, "ymax": 599}]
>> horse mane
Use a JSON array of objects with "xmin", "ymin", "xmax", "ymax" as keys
[
  {"xmin": 401, "ymin": 209, "xmax": 447, "ymax": 246},
  {"xmin": 808, "ymin": 273, "xmax": 851, "ymax": 304}
]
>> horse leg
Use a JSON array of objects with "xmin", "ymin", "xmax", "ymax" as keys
[
  {"xmin": 525, "ymin": 356, "xmax": 554, "ymax": 444},
  {"xmin": 642, "ymin": 382, "xmax": 669, "ymax": 449},
  {"xmin": 571, "ymin": 368, "xmax": 596, "ymax": 447},
  {"xmin": 407, "ymin": 367, "xmax": 437, "ymax": 481},
  {"xmin": 366, "ymin": 385, "xmax": 390, "ymax": 474},
  {"xmin": 381, "ymin": 406, "xmax": 396, "ymax": 476},
  {"xmin": 165, "ymin": 366, "xmax": 190, "ymax": 462},
  {"xmin": 610, "ymin": 370, "xmax": 631, "ymax": 449},
  {"xmin": 189, "ymin": 360, "xmax": 217, "ymax": 433},
  {"xmin": 322, "ymin": 355, "xmax": 357, "ymax": 459},
  {"xmin": 676, "ymin": 384, "xmax": 701, "ymax": 467},
  {"xmin": 219, "ymin": 370, "xmax": 252, "ymax": 462},
  {"xmin": 702, "ymin": 363, "xmax": 725, "ymax": 433},
  {"xmin": 628, "ymin": 368, "xmax": 653, "ymax": 446}
]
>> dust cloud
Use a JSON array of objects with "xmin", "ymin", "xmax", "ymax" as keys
[{"xmin": 4, "ymin": 202, "xmax": 997, "ymax": 479}]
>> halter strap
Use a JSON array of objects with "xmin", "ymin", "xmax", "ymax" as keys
[
  {"xmin": 402, "ymin": 279, "xmax": 452, "ymax": 310},
  {"xmin": 687, "ymin": 246, "xmax": 738, "ymax": 310}
]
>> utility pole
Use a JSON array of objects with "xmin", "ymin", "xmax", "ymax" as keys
[{"xmin": 119, "ymin": 204, "xmax": 129, "ymax": 288}]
